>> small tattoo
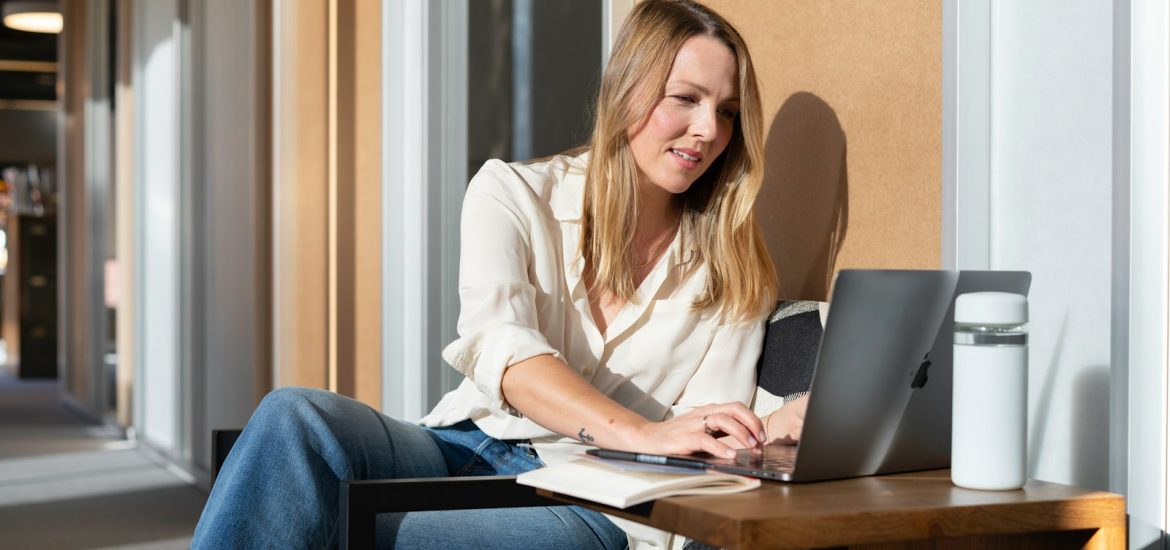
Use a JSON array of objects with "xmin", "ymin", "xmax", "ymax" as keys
[{"xmin": 578, "ymin": 428, "xmax": 595, "ymax": 443}]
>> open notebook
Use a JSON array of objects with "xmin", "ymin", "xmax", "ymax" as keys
[{"xmin": 516, "ymin": 457, "xmax": 759, "ymax": 509}]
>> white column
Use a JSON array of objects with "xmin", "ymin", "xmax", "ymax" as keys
[
  {"xmin": 941, "ymin": 0, "xmax": 991, "ymax": 271},
  {"xmin": 382, "ymin": 0, "xmax": 468, "ymax": 421},
  {"xmin": 1124, "ymin": 0, "xmax": 1170, "ymax": 545},
  {"xmin": 601, "ymin": 0, "xmax": 634, "ymax": 65},
  {"xmin": 133, "ymin": 0, "xmax": 183, "ymax": 452}
]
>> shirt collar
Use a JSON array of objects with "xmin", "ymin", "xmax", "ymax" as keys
[{"xmin": 551, "ymin": 152, "xmax": 588, "ymax": 222}]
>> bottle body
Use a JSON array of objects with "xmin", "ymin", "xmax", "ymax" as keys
[
  {"xmin": 951, "ymin": 292, "xmax": 1029, "ymax": 491},
  {"xmin": 951, "ymin": 335, "xmax": 1027, "ymax": 489}
]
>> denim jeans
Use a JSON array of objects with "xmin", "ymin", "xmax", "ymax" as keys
[{"xmin": 191, "ymin": 387, "xmax": 627, "ymax": 549}]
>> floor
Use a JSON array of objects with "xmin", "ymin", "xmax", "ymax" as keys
[{"xmin": 0, "ymin": 371, "xmax": 208, "ymax": 549}]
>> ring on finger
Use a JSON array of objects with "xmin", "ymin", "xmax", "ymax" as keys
[{"xmin": 702, "ymin": 414, "xmax": 715, "ymax": 435}]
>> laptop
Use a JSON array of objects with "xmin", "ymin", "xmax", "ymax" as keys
[
  {"xmin": 873, "ymin": 270, "xmax": 1031, "ymax": 475},
  {"xmin": 595, "ymin": 269, "xmax": 1030, "ymax": 482}
]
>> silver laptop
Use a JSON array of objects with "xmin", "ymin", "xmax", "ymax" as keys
[
  {"xmin": 680, "ymin": 269, "xmax": 1030, "ymax": 482},
  {"xmin": 873, "ymin": 270, "xmax": 1031, "ymax": 475}
]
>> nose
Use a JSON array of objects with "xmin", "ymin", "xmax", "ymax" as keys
[{"xmin": 690, "ymin": 105, "xmax": 720, "ymax": 143}]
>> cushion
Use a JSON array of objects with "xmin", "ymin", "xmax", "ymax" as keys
[{"xmin": 750, "ymin": 300, "xmax": 825, "ymax": 416}]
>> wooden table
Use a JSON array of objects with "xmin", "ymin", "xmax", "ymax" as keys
[{"xmin": 542, "ymin": 469, "xmax": 1126, "ymax": 549}]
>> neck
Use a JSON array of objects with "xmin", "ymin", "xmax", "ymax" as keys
[{"xmin": 636, "ymin": 182, "xmax": 680, "ymax": 238}]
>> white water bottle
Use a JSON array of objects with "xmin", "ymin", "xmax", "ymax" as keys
[{"xmin": 951, "ymin": 291, "xmax": 1028, "ymax": 490}]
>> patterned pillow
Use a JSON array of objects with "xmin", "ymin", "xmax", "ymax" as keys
[{"xmin": 753, "ymin": 300, "xmax": 824, "ymax": 413}]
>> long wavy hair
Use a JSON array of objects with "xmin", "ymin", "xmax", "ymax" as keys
[{"xmin": 580, "ymin": 0, "xmax": 777, "ymax": 322}]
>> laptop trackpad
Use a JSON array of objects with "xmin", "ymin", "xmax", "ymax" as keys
[{"xmin": 699, "ymin": 445, "xmax": 797, "ymax": 473}]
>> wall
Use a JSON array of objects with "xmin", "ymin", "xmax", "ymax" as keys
[
  {"xmin": 194, "ymin": 0, "xmax": 271, "ymax": 472},
  {"xmin": 128, "ymin": 0, "xmax": 273, "ymax": 476},
  {"xmin": 271, "ymin": 0, "xmax": 383, "ymax": 408},
  {"xmin": 60, "ymin": 0, "xmax": 113, "ymax": 418},
  {"xmin": 702, "ymin": 0, "xmax": 943, "ymax": 301},
  {"xmin": 988, "ymin": 0, "xmax": 1113, "ymax": 490},
  {"xmin": 1119, "ymin": 0, "xmax": 1169, "ymax": 544},
  {"xmin": 134, "ymin": 0, "xmax": 181, "ymax": 452},
  {"xmin": 703, "ymin": 0, "xmax": 1115, "ymax": 492}
]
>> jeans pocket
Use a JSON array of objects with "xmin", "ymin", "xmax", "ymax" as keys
[
  {"xmin": 454, "ymin": 439, "xmax": 542, "ymax": 477},
  {"xmin": 453, "ymin": 436, "xmax": 504, "ymax": 476},
  {"xmin": 454, "ymin": 454, "xmax": 496, "ymax": 476}
]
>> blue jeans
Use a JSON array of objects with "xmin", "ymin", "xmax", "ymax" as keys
[{"xmin": 191, "ymin": 387, "xmax": 627, "ymax": 549}]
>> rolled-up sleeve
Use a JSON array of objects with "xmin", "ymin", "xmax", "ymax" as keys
[
  {"xmin": 441, "ymin": 177, "xmax": 561, "ymax": 410},
  {"xmin": 668, "ymin": 318, "xmax": 764, "ymax": 418}
]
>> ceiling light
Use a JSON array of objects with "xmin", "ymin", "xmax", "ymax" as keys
[{"xmin": 2, "ymin": 1, "xmax": 62, "ymax": 34}]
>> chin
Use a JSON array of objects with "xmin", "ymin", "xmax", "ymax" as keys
[
  {"xmin": 651, "ymin": 172, "xmax": 700, "ymax": 195},
  {"xmin": 656, "ymin": 180, "xmax": 695, "ymax": 195}
]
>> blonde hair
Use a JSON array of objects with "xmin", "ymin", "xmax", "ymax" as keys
[{"xmin": 580, "ymin": 0, "xmax": 777, "ymax": 322}]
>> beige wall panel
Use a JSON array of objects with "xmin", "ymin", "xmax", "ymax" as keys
[
  {"xmin": 273, "ymin": 0, "xmax": 381, "ymax": 407},
  {"xmin": 115, "ymin": 0, "xmax": 135, "ymax": 427},
  {"xmin": 331, "ymin": 0, "xmax": 382, "ymax": 406},
  {"xmin": 60, "ymin": 0, "xmax": 93, "ymax": 407},
  {"xmin": 274, "ymin": 0, "xmax": 329, "ymax": 389},
  {"xmin": 347, "ymin": 0, "xmax": 382, "ymax": 408},
  {"xmin": 252, "ymin": 0, "xmax": 274, "ymax": 405},
  {"xmin": 704, "ymin": 0, "xmax": 942, "ymax": 301}
]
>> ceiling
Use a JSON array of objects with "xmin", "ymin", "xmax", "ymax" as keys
[{"xmin": 0, "ymin": 21, "xmax": 57, "ymax": 102}]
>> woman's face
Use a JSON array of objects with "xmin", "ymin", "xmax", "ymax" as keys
[{"xmin": 628, "ymin": 35, "xmax": 740, "ymax": 198}]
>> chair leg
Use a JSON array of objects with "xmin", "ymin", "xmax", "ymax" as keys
[{"xmin": 211, "ymin": 429, "xmax": 243, "ymax": 486}]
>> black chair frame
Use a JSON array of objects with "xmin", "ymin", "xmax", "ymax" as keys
[{"xmin": 211, "ymin": 429, "xmax": 562, "ymax": 550}]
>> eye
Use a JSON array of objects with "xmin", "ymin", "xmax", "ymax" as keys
[
  {"xmin": 718, "ymin": 108, "xmax": 739, "ymax": 120},
  {"xmin": 671, "ymin": 95, "xmax": 698, "ymax": 105}
]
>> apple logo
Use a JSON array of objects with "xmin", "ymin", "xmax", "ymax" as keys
[{"xmin": 910, "ymin": 352, "xmax": 931, "ymax": 389}]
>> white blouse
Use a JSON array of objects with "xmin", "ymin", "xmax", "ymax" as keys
[{"xmin": 420, "ymin": 152, "xmax": 765, "ymax": 467}]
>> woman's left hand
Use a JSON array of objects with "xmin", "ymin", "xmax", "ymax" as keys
[{"xmin": 763, "ymin": 395, "xmax": 809, "ymax": 445}]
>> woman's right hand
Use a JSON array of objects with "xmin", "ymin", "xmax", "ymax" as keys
[{"xmin": 632, "ymin": 402, "xmax": 766, "ymax": 459}]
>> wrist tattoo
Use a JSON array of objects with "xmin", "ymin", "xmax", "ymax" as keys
[{"xmin": 577, "ymin": 428, "xmax": 595, "ymax": 443}]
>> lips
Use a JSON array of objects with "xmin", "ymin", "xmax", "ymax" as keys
[
  {"xmin": 670, "ymin": 148, "xmax": 702, "ymax": 162},
  {"xmin": 668, "ymin": 148, "xmax": 703, "ymax": 171}
]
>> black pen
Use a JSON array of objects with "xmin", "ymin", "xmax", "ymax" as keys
[{"xmin": 586, "ymin": 449, "xmax": 710, "ymax": 470}]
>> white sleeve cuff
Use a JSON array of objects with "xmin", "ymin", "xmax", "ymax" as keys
[{"xmin": 442, "ymin": 321, "xmax": 562, "ymax": 414}]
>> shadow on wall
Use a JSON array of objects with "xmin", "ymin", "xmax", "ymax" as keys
[
  {"xmin": 1071, "ymin": 365, "xmax": 1109, "ymax": 490},
  {"xmin": 756, "ymin": 92, "xmax": 849, "ymax": 302},
  {"xmin": 1024, "ymin": 310, "xmax": 1110, "ymax": 491}
]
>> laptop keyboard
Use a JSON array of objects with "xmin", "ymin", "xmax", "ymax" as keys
[{"xmin": 734, "ymin": 448, "xmax": 796, "ymax": 470}]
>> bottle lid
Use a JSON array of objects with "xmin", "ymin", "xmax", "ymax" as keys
[{"xmin": 954, "ymin": 291, "xmax": 1028, "ymax": 325}]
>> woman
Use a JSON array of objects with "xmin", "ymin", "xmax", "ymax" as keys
[{"xmin": 192, "ymin": 1, "xmax": 806, "ymax": 548}]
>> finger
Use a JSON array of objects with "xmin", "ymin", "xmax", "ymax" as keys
[
  {"xmin": 704, "ymin": 412, "xmax": 758, "ymax": 449},
  {"xmin": 712, "ymin": 402, "xmax": 767, "ymax": 442},
  {"xmin": 699, "ymin": 432, "xmax": 738, "ymax": 459}
]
